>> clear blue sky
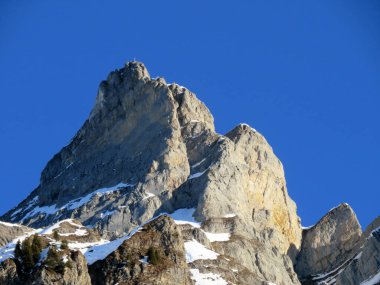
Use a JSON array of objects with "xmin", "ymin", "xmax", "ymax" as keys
[{"xmin": 1, "ymin": 1, "xmax": 379, "ymax": 228}]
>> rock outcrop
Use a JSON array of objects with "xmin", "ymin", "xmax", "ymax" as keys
[
  {"xmin": 0, "ymin": 259, "xmax": 20, "ymax": 285},
  {"xmin": 89, "ymin": 215, "xmax": 192, "ymax": 285},
  {"xmin": 335, "ymin": 223, "xmax": 380, "ymax": 285},
  {"xmin": 294, "ymin": 204, "xmax": 380, "ymax": 285},
  {"xmin": 42, "ymin": 219, "xmax": 101, "ymax": 243},
  {"xmin": 295, "ymin": 204, "xmax": 362, "ymax": 281},
  {"xmin": 0, "ymin": 222, "xmax": 32, "ymax": 247},
  {"xmin": 0, "ymin": 248, "xmax": 91, "ymax": 285}
]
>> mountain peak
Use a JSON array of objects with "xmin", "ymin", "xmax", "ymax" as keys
[
  {"xmin": 0, "ymin": 60, "xmax": 378, "ymax": 285},
  {"xmin": 124, "ymin": 61, "xmax": 150, "ymax": 81}
]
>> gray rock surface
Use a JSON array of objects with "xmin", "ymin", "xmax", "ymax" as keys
[
  {"xmin": 295, "ymin": 204, "xmax": 362, "ymax": 278},
  {"xmin": 296, "ymin": 214, "xmax": 380, "ymax": 285},
  {"xmin": 334, "ymin": 219, "xmax": 380, "ymax": 285}
]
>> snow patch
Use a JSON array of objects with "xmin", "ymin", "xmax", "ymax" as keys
[
  {"xmin": 21, "ymin": 205, "xmax": 57, "ymax": 223},
  {"xmin": 190, "ymin": 269, "xmax": 227, "ymax": 285},
  {"xmin": 139, "ymin": 256, "xmax": 148, "ymax": 264},
  {"xmin": 40, "ymin": 219, "xmax": 81, "ymax": 235},
  {"xmin": 65, "ymin": 182, "xmax": 133, "ymax": 210},
  {"xmin": 361, "ymin": 270, "xmax": 380, "ymax": 285},
  {"xmin": 143, "ymin": 192, "xmax": 155, "ymax": 200},
  {"xmin": 184, "ymin": 240, "xmax": 219, "ymax": 263},
  {"xmin": 223, "ymin": 213, "xmax": 236, "ymax": 218},
  {"xmin": 59, "ymin": 228, "xmax": 88, "ymax": 237},
  {"xmin": 77, "ymin": 214, "xmax": 166, "ymax": 265},
  {"xmin": 191, "ymin": 132, "xmax": 204, "ymax": 139},
  {"xmin": 16, "ymin": 208, "xmax": 212, "ymax": 266},
  {"xmin": 301, "ymin": 225, "xmax": 314, "ymax": 230},
  {"xmin": 19, "ymin": 182, "xmax": 133, "ymax": 222},
  {"xmin": 328, "ymin": 203, "xmax": 350, "ymax": 214},
  {"xmin": 0, "ymin": 221, "xmax": 21, "ymax": 228},
  {"xmin": 191, "ymin": 158, "xmax": 206, "ymax": 169},
  {"xmin": 240, "ymin": 123, "xmax": 257, "ymax": 132},
  {"xmin": 100, "ymin": 210, "xmax": 115, "ymax": 219},
  {"xmin": 167, "ymin": 83, "xmax": 187, "ymax": 90},
  {"xmin": 170, "ymin": 208, "xmax": 200, "ymax": 228},
  {"xmin": 188, "ymin": 169, "xmax": 208, "ymax": 180},
  {"xmin": 10, "ymin": 208, "xmax": 23, "ymax": 218},
  {"xmin": 311, "ymin": 254, "xmax": 353, "ymax": 284},
  {"xmin": 0, "ymin": 228, "xmax": 42, "ymax": 262},
  {"xmin": 354, "ymin": 251, "xmax": 363, "ymax": 260},
  {"xmin": 204, "ymin": 232, "xmax": 230, "ymax": 242},
  {"xmin": 65, "ymin": 162, "xmax": 74, "ymax": 169}
]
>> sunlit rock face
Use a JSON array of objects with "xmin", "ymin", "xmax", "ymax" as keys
[{"xmin": 295, "ymin": 204, "xmax": 362, "ymax": 278}]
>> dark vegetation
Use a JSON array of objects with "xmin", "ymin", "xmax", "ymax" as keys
[
  {"xmin": 53, "ymin": 230, "xmax": 60, "ymax": 241},
  {"xmin": 147, "ymin": 246, "xmax": 160, "ymax": 265},
  {"xmin": 14, "ymin": 234, "xmax": 71, "ymax": 276},
  {"xmin": 61, "ymin": 239, "xmax": 69, "ymax": 250},
  {"xmin": 14, "ymin": 234, "xmax": 46, "ymax": 274},
  {"xmin": 43, "ymin": 246, "xmax": 66, "ymax": 274}
]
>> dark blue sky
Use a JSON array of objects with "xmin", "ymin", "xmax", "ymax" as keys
[{"xmin": 1, "ymin": 1, "xmax": 379, "ymax": 228}]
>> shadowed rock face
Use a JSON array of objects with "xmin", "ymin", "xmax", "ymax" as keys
[{"xmin": 335, "ymin": 225, "xmax": 380, "ymax": 285}]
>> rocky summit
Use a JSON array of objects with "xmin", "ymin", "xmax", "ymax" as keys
[{"xmin": 0, "ymin": 61, "xmax": 379, "ymax": 285}]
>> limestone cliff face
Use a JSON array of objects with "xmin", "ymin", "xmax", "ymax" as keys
[{"xmin": 199, "ymin": 124, "xmax": 301, "ymax": 255}]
